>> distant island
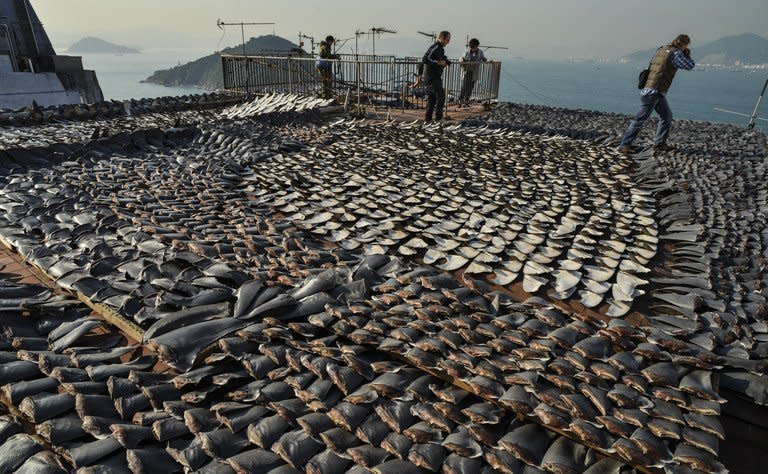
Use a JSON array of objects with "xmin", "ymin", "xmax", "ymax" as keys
[
  {"xmin": 68, "ymin": 36, "xmax": 140, "ymax": 54},
  {"xmin": 622, "ymin": 32, "xmax": 768, "ymax": 67},
  {"xmin": 143, "ymin": 35, "xmax": 299, "ymax": 90}
]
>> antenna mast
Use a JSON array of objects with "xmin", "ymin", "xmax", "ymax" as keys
[
  {"xmin": 369, "ymin": 27, "xmax": 397, "ymax": 57},
  {"xmin": 417, "ymin": 31, "xmax": 438, "ymax": 43},
  {"xmin": 480, "ymin": 45, "xmax": 509, "ymax": 52},
  {"xmin": 354, "ymin": 29, "xmax": 366, "ymax": 59},
  {"xmin": 299, "ymin": 32, "xmax": 316, "ymax": 54},
  {"xmin": 217, "ymin": 19, "xmax": 276, "ymax": 57},
  {"xmin": 217, "ymin": 19, "xmax": 275, "ymax": 95}
]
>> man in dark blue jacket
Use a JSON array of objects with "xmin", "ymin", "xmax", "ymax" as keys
[{"xmin": 421, "ymin": 31, "xmax": 451, "ymax": 122}]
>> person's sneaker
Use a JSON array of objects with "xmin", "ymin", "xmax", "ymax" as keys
[
  {"xmin": 618, "ymin": 145, "xmax": 641, "ymax": 154},
  {"xmin": 654, "ymin": 143, "xmax": 676, "ymax": 152}
]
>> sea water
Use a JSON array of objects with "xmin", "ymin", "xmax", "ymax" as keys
[
  {"xmin": 78, "ymin": 50, "xmax": 767, "ymax": 131},
  {"xmin": 78, "ymin": 49, "xmax": 207, "ymax": 101},
  {"xmin": 498, "ymin": 57, "xmax": 767, "ymax": 130}
]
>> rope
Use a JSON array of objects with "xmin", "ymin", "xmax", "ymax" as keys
[
  {"xmin": 216, "ymin": 26, "xmax": 227, "ymax": 52},
  {"xmin": 501, "ymin": 67, "xmax": 551, "ymax": 107}
]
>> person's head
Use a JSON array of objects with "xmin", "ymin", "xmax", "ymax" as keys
[
  {"xmin": 325, "ymin": 35, "xmax": 335, "ymax": 45},
  {"xmin": 438, "ymin": 31, "xmax": 451, "ymax": 46},
  {"xmin": 672, "ymin": 34, "xmax": 690, "ymax": 49},
  {"xmin": 469, "ymin": 38, "xmax": 480, "ymax": 51}
]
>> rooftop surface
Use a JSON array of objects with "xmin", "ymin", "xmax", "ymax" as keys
[{"xmin": 0, "ymin": 94, "xmax": 765, "ymax": 473}]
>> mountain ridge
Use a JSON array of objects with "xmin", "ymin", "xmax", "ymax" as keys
[
  {"xmin": 623, "ymin": 33, "xmax": 768, "ymax": 65},
  {"xmin": 68, "ymin": 36, "xmax": 141, "ymax": 54},
  {"xmin": 143, "ymin": 35, "xmax": 299, "ymax": 90}
]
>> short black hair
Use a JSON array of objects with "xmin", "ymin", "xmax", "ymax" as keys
[
  {"xmin": 438, "ymin": 31, "xmax": 451, "ymax": 39},
  {"xmin": 469, "ymin": 38, "xmax": 480, "ymax": 48},
  {"xmin": 326, "ymin": 35, "xmax": 335, "ymax": 43}
]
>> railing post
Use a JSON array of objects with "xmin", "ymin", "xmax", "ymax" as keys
[
  {"xmin": 288, "ymin": 58, "xmax": 293, "ymax": 94},
  {"xmin": 356, "ymin": 60, "xmax": 361, "ymax": 112},
  {"xmin": 402, "ymin": 72, "xmax": 406, "ymax": 113}
]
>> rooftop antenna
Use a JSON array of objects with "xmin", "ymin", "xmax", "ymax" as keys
[
  {"xmin": 354, "ymin": 29, "xmax": 366, "ymax": 59},
  {"xmin": 418, "ymin": 31, "xmax": 438, "ymax": 43},
  {"xmin": 217, "ymin": 19, "xmax": 275, "ymax": 96},
  {"xmin": 333, "ymin": 36, "xmax": 355, "ymax": 55},
  {"xmin": 216, "ymin": 19, "xmax": 276, "ymax": 57},
  {"xmin": 463, "ymin": 35, "xmax": 510, "ymax": 52},
  {"xmin": 299, "ymin": 32, "xmax": 316, "ymax": 54},
  {"xmin": 369, "ymin": 27, "xmax": 396, "ymax": 57},
  {"xmin": 481, "ymin": 45, "xmax": 510, "ymax": 52}
]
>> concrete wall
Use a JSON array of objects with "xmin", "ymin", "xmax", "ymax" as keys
[
  {"xmin": 0, "ymin": 55, "xmax": 13, "ymax": 73},
  {"xmin": 0, "ymin": 71, "xmax": 81, "ymax": 109}
]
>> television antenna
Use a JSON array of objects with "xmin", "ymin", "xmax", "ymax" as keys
[
  {"xmin": 481, "ymin": 45, "xmax": 509, "ymax": 52},
  {"xmin": 217, "ymin": 19, "xmax": 275, "ymax": 57},
  {"xmin": 299, "ymin": 32, "xmax": 315, "ymax": 54},
  {"xmin": 354, "ymin": 29, "xmax": 366, "ymax": 59},
  {"xmin": 369, "ymin": 27, "xmax": 397, "ymax": 57},
  {"xmin": 333, "ymin": 36, "xmax": 355, "ymax": 55},
  {"xmin": 417, "ymin": 31, "xmax": 437, "ymax": 43},
  {"xmin": 217, "ymin": 19, "xmax": 275, "ymax": 96}
]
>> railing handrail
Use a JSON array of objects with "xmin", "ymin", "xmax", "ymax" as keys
[
  {"xmin": 220, "ymin": 54, "xmax": 502, "ymax": 109},
  {"xmin": 219, "ymin": 53, "xmax": 498, "ymax": 65}
]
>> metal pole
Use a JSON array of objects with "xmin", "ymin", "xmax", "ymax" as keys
[
  {"xmin": 241, "ymin": 24, "xmax": 246, "ymax": 57},
  {"xmin": 242, "ymin": 24, "xmax": 250, "ymax": 95},
  {"xmin": 748, "ymin": 78, "xmax": 768, "ymax": 130},
  {"xmin": 288, "ymin": 57, "xmax": 293, "ymax": 94},
  {"xmin": 402, "ymin": 72, "xmax": 406, "ymax": 113},
  {"xmin": 357, "ymin": 60, "xmax": 361, "ymax": 113}
]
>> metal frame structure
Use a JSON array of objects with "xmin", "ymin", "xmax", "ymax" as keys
[{"xmin": 220, "ymin": 54, "xmax": 501, "ymax": 111}]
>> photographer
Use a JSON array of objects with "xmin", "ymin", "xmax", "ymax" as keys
[
  {"xmin": 422, "ymin": 31, "xmax": 452, "ymax": 122},
  {"xmin": 618, "ymin": 34, "xmax": 695, "ymax": 153}
]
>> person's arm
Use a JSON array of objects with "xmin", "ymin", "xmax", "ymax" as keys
[
  {"xmin": 479, "ymin": 50, "xmax": 487, "ymax": 62},
  {"xmin": 439, "ymin": 46, "xmax": 449, "ymax": 66},
  {"xmin": 424, "ymin": 44, "xmax": 440, "ymax": 64},
  {"xmin": 671, "ymin": 49, "xmax": 695, "ymax": 70}
]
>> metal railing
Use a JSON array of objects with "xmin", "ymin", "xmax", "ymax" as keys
[{"xmin": 221, "ymin": 53, "xmax": 501, "ymax": 109}]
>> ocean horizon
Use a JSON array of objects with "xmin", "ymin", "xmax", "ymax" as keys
[{"xmin": 78, "ymin": 49, "xmax": 767, "ymax": 131}]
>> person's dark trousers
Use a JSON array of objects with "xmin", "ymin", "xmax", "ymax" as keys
[
  {"xmin": 459, "ymin": 74, "xmax": 475, "ymax": 102},
  {"xmin": 425, "ymin": 80, "xmax": 446, "ymax": 122},
  {"xmin": 620, "ymin": 92, "xmax": 673, "ymax": 147},
  {"xmin": 318, "ymin": 68, "xmax": 333, "ymax": 99}
]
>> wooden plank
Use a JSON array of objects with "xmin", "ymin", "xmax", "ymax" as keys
[{"xmin": 0, "ymin": 236, "xmax": 144, "ymax": 342}]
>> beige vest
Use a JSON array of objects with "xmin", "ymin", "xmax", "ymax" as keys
[{"xmin": 644, "ymin": 45, "xmax": 678, "ymax": 94}]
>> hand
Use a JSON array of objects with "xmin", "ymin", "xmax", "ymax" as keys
[
  {"xmin": 683, "ymin": 48, "xmax": 691, "ymax": 56},
  {"xmin": 438, "ymin": 59, "xmax": 447, "ymax": 66}
]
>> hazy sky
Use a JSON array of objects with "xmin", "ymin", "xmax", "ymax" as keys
[{"xmin": 34, "ymin": 0, "xmax": 768, "ymax": 59}]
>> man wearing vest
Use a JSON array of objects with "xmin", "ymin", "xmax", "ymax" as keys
[
  {"xmin": 317, "ymin": 36, "xmax": 340, "ymax": 99},
  {"xmin": 422, "ymin": 31, "xmax": 452, "ymax": 123},
  {"xmin": 619, "ymin": 34, "xmax": 695, "ymax": 154}
]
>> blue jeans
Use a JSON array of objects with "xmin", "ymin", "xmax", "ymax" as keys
[{"xmin": 620, "ymin": 92, "xmax": 673, "ymax": 147}]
